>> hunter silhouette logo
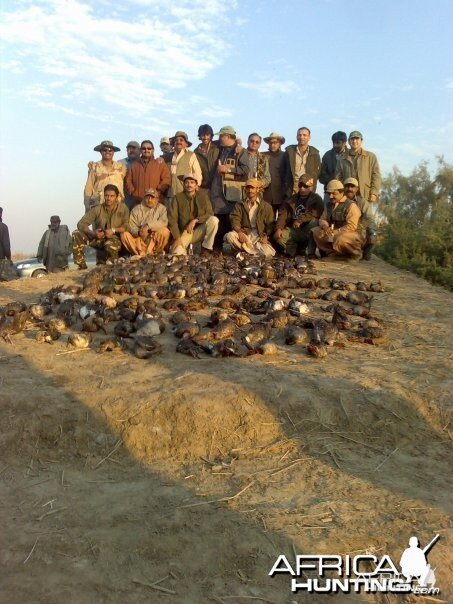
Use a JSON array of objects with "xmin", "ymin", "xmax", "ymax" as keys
[
  {"xmin": 399, "ymin": 534, "xmax": 438, "ymax": 587},
  {"xmin": 269, "ymin": 533, "xmax": 441, "ymax": 595}
]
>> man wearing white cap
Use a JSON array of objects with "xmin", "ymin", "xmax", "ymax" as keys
[
  {"xmin": 224, "ymin": 179, "xmax": 275, "ymax": 257},
  {"xmin": 121, "ymin": 188, "xmax": 170, "ymax": 256},
  {"xmin": 312, "ymin": 179, "xmax": 365, "ymax": 261},
  {"xmin": 159, "ymin": 137, "xmax": 173, "ymax": 156}
]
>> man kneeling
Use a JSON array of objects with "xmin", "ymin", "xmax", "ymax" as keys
[
  {"xmin": 224, "ymin": 178, "xmax": 275, "ymax": 257},
  {"xmin": 312, "ymin": 179, "xmax": 364, "ymax": 261},
  {"xmin": 121, "ymin": 188, "xmax": 170, "ymax": 256},
  {"xmin": 168, "ymin": 175, "xmax": 218, "ymax": 256},
  {"xmin": 73, "ymin": 184, "xmax": 129, "ymax": 268}
]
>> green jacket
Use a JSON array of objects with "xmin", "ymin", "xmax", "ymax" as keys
[
  {"xmin": 77, "ymin": 203, "xmax": 130, "ymax": 233},
  {"xmin": 229, "ymin": 197, "xmax": 274, "ymax": 237},
  {"xmin": 168, "ymin": 191, "xmax": 213, "ymax": 239},
  {"xmin": 283, "ymin": 145, "xmax": 321, "ymax": 198},
  {"xmin": 335, "ymin": 149, "xmax": 381, "ymax": 201}
]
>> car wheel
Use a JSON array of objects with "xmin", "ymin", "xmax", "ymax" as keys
[{"xmin": 32, "ymin": 269, "xmax": 47, "ymax": 278}]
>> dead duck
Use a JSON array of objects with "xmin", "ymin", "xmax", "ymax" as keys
[
  {"xmin": 176, "ymin": 338, "xmax": 202, "ymax": 358},
  {"xmin": 82, "ymin": 317, "xmax": 107, "ymax": 333},
  {"xmin": 288, "ymin": 299, "xmax": 311, "ymax": 317},
  {"xmin": 284, "ymin": 325, "xmax": 310, "ymax": 345},
  {"xmin": 173, "ymin": 321, "xmax": 200, "ymax": 339},
  {"xmin": 306, "ymin": 343, "xmax": 328, "ymax": 358},
  {"xmin": 133, "ymin": 336, "xmax": 163, "ymax": 359},
  {"xmin": 265, "ymin": 310, "xmax": 291, "ymax": 329},
  {"xmin": 67, "ymin": 333, "xmax": 92, "ymax": 349},
  {"xmin": 98, "ymin": 337, "xmax": 123, "ymax": 353},
  {"xmin": 346, "ymin": 291, "xmax": 372, "ymax": 305},
  {"xmin": 171, "ymin": 310, "xmax": 192, "ymax": 324},
  {"xmin": 209, "ymin": 318, "xmax": 237, "ymax": 340},
  {"xmin": 28, "ymin": 303, "xmax": 52, "ymax": 321},
  {"xmin": 230, "ymin": 312, "xmax": 252, "ymax": 327},
  {"xmin": 36, "ymin": 326, "xmax": 61, "ymax": 344},
  {"xmin": 135, "ymin": 318, "xmax": 165, "ymax": 337},
  {"xmin": 243, "ymin": 322, "xmax": 271, "ymax": 350},
  {"xmin": 114, "ymin": 320, "xmax": 136, "ymax": 338},
  {"xmin": 246, "ymin": 340, "xmax": 278, "ymax": 356},
  {"xmin": 312, "ymin": 318, "xmax": 338, "ymax": 346}
]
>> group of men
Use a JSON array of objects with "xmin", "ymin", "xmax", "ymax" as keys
[{"xmin": 37, "ymin": 126, "xmax": 381, "ymax": 272}]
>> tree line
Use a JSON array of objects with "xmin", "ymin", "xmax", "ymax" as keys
[{"xmin": 377, "ymin": 158, "xmax": 453, "ymax": 290}]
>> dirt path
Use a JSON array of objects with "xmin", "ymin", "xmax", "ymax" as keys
[{"xmin": 1, "ymin": 257, "xmax": 451, "ymax": 603}]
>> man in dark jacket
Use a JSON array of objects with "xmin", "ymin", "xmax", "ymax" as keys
[
  {"xmin": 283, "ymin": 127, "xmax": 321, "ymax": 198},
  {"xmin": 319, "ymin": 131, "xmax": 348, "ymax": 198},
  {"xmin": 274, "ymin": 174, "xmax": 324, "ymax": 258},
  {"xmin": 194, "ymin": 124, "xmax": 219, "ymax": 197},
  {"xmin": 0, "ymin": 207, "xmax": 11, "ymax": 260},
  {"xmin": 263, "ymin": 132, "xmax": 286, "ymax": 216},
  {"xmin": 168, "ymin": 175, "xmax": 219, "ymax": 256},
  {"xmin": 224, "ymin": 179, "xmax": 275, "ymax": 257}
]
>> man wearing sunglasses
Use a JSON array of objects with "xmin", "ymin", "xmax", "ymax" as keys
[
  {"xmin": 125, "ymin": 140, "xmax": 171, "ymax": 209},
  {"xmin": 84, "ymin": 140, "xmax": 126, "ymax": 210},
  {"xmin": 274, "ymin": 174, "xmax": 324, "ymax": 258}
]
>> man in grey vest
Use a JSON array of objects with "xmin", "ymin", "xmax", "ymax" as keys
[
  {"xmin": 343, "ymin": 177, "xmax": 378, "ymax": 260},
  {"xmin": 163, "ymin": 131, "xmax": 202, "ymax": 204},
  {"xmin": 37, "ymin": 216, "xmax": 72, "ymax": 272}
]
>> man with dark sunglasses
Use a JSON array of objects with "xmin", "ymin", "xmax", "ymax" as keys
[
  {"xmin": 84, "ymin": 140, "xmax": 126, "ymax": 210},
  {"xmin": 274, "ymin": 174, "xmax": 324, "ymax": 258},
  {"xmin": 125, "ymin": 140, "xmax": 171, "ymax": 209}
]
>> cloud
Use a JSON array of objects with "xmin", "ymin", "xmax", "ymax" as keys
[
  {"xmin": 0, "ymin": 0, "xmax": 238, "ymax": 123},
  {"xmin": 237, "ymin": 78, "xmax": 299, "ymax": 99}
]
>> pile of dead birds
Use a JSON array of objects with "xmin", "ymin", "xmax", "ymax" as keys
[{"xmin": 0, "ymin": 254, "xmax": 387, "ymax": 360}]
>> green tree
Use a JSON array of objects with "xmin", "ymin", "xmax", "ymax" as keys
[{"xmin": 377, "ymin": 158, "xmax": 453, "ymax": 289}]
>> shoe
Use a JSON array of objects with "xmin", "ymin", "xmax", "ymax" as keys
[
  {"xmin": 201, "ymin": 247, "xmax": 212, "ymax": 257},
  {"xmin": 306, "ymin": 254, "xmax": 317, "ymax": 260},
  {"xmin": 77, "ymin": 262, "xmax": 88, "ymax": 270},
  {"xmin": 362, "ymin": 246, "xmax": 374, "ymax": 261}
]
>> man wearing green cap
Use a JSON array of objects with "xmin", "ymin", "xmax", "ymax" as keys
[
  {"xmin": 336, "ymin": 131, "xmax": 381, "ymax": 204},
  {"xmin": 84, "ymin": 140, "xmax": 126, "ymax": 210}
]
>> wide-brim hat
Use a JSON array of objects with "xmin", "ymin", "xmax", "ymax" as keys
[
  {"xmin": 215, "ymin": 125, "xmax": 236, "ymax": 136},
  {"xmin": 263, "ymin": 132, "xmax": 286, "ymax": 145},
  {"xmin": 170, "ymin": 131, "xmax": 192, "ymax": 147},
  {"xmin": 93, "ymin": 140, "xmax": 120, "ymax": 152}
]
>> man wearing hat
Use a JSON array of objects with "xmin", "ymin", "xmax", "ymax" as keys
[
  {"xmin": 283, "ymin": 127, "xmax": 321, "ymax": 198},
  {"xmin": 319, "ymin": 131, "xmax": 348, "ymax": 199},
  {"xmin": 210, "ymin": 126, "xmax": 249, "ymax": 248},
  {"xmin": 37, "ymin": 216, "xmax": 72, "ymax": 272},
  {"xmin": 73, "ymin": 184, "xmax": 129, "ymax": 268},
  {"xmin": 336, "ymin": 131, "xmax": 381, "ymax": 204},
  {"xmin": 274, "ymin": 174, "xmax": 324, "ymax": 258},
  {"xmin": 312, "ymin": 179, "xmax": 365, "ymax": 261},
  {"xmin": 224, "ymin": 178, "xmax": 275, "ymax": 257},
  {"xmin": 163, "ymin": 131, "xmax": 202, "ymax": 203},
  {"xmin": 84, "ymin": 140, "xmax": 126, "ymax": 210},
  {"xmin": 159, "ymin": 137, "xmax": 173, "ymax": 156},
  {"xmin": 168, "ymin": 175, "xmax": 218, "ymax": 256},
  {"xmin": 119, "ymin": 141, "xmax": 141, "ymax": 170},
  {"xmin": 121, "ymin": 188, "xmax": 170, "ymax": 256},
  {"xmin": 263, "ymin": 132, "xmax": 286, "ymax": 214},
  {"xmin": 343, "ymin": 177, "xmax": 378, "ymax": 260},
  {"xmin": 125, "ymin": 140, "xmax": 171, "ymax": 209}
]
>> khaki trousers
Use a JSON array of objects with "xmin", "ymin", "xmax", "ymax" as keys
[
  {"xmin": 171, "ymin": 216, "xmax": 219, "ymax": 255},
  {"xmin": 312, "ymin": 226, "xmax": 365, "ymax": 259},
  {"xmin": 121, "ymin": 228, "xmax": 170, "ymax": 256}
]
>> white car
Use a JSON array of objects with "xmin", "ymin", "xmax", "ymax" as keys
[{"xmin": 14, "ymin": 247, "xmax": 97, "ymax": 278}]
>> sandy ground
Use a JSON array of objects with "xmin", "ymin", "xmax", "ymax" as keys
[{"xmin": 0, "ymin": 256, "xmax": 451, "ymax": 604}]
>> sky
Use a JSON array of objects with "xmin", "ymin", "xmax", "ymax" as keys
[{"xmin": 0, "ymin": 0, "xmax": 452, "ymax": 254}]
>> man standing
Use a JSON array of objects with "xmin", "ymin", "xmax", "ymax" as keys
[
  {"xmin": 194, "ymin": 124, "xmax": 219, "ymax": 197},
  {"xmin": 336, "ymin": 131, "xmax": 381, "ymax": 204},
  {"xmin": 312, "ymin": 180, "xmax": 364, "ymax": 261},
  {"xmin": 284, "ymin": 127, "xmax": 321, "ymax": 198},
  {"xmin": 274, "ymin": 174, "xmax": 324, "ymax": 258},
  {"xmin": 159, "ymin": 137, "xmax": 173, "ymax": 156},
  {"xmin": 210, "ymin": 125, "xmax": 249, "ymax": 247},
  {"xmin": 125, "ymin": 140, "xmax": 171, "ymax": 209},
  {"xmin": 224, "ymin": 178, "xmax": 275, "ymax": 257},
  {"xmin": 319, "ymin": 131, "xmax": 348, "ymax": 196},
  {"xmin": 263, "ymin": 132, "xmax": 286, "ymax": 216},
  {"xmin": 84, "ymin": 140, "xmax": 126, "ymax": 210},
  {"xmin": 121, "ymin": 189, "xmax": 170, "ymax": 256},
  {"xmin": 163, "ymin": 131, "xmax": 202, "ymax": 202},
  {"xmin": 0, "ymin": 207, "xmax": 11, "ymax": 261},
  {"xmin": 239, "ymin": 133, "xmax": 271, "ymax": 189},
  {"xmin": 37, "ymin": 216, "xmax": 72, "ymax": 272},
  {"xmin": 73, "ymin": 184, "xmax": 129, "ymax": 268},
  {"xmin": 168, "ymin": 175, "xmax": 219, "ymax": 256},
  {"xmin": 343, "ymin": 177, "xmax": 378, "ymax": 260},
  {"xmin": 119, "ymin": 141, "xmax": 141, "ymax": 170}
]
